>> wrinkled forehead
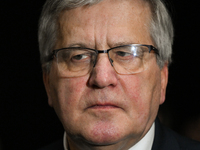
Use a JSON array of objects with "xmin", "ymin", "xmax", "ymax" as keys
[
  {"xmin": 56, "ymin": 0, "xmax": 152, "ymax": 47},
  {"xmin": 59, "ymin": 0, "xmax": 151, "ymax": 25}
]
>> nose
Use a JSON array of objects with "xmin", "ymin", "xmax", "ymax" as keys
[{"xmin": 88, "ymin": 53, "xmax": 118, "ymax": 88}]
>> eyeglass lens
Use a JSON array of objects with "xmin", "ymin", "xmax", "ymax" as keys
[{"xmin": 55, "ymin": 45, "xmax": 152, "ymax": 77}]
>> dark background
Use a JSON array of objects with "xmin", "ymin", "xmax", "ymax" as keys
[{"xmin": 1, "ymin": 0, "xmax": 200, "ymax": 150}]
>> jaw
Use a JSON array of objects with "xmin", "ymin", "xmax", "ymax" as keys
[
  {"xmin": 67, "ymin": 130, "xmax": 140, "ymax": 150},
  {"xmin": 62, "ymin": 105, "xmax": 155, "ymax": 150}
]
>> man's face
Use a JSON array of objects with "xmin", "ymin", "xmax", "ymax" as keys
[{"xmin": 44, "ymin": 0, "xmax": 168, "ymax": 148}]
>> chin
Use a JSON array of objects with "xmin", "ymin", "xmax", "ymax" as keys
[
  {"xmin": 81, "ymin": 123, "xmax": 126, "ymax": 146},
  {"xmin": 85, "ymin": 136, "xmax": 122, "ymax": 146}
]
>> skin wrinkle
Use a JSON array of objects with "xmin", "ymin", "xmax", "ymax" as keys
[{"xmin": 43, "ymin": 0, "xmax": 168, "ymax": 149}]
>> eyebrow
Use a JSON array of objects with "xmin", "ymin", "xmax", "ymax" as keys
[
  {"xmin": 67, "ymin": 43, "xmax": 88, "ymax": 48},
  {"xmin": 66, "ymin": 41, "xmax": 136, "ymax": 49},
  {"xmin": 111, "ymin": 41, "xmax": 137, "ymax": 48}
]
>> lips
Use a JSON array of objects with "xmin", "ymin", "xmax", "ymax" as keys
[{"xmin": 87, "ymin": 103, "xmax": 120, "ymax": 109}]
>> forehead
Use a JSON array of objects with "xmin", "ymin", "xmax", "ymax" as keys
[{"xmin": 57, "ymin": 0, "xmax": 152, "ymax": 48}]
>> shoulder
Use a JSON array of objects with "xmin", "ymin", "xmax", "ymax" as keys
[
  {"xmin": 152, "ymin": 118, "xmax": 200, "ymax": 150},
  {"xmin": 172, "ymin": 129, "xmax": 200, "ymax": 150},
  {"xmin": 37, "ymin": 139, "xmax": 64, "ymax": 150}
]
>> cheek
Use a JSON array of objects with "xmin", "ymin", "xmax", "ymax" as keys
[
  {"xmin": 58, "ymin": 77, "xmax": 88, "ymax": 106},
  {"xmin": 119, "ymin": 76, "xmax": 146, "ymax": 120},
  {"xmin": 49, "ymin": 76, "xmax": 89, "ymax": 119},
  {"xmin": 119, "ymin": 73, "xmax": 160, "ymax": 118},
  {"xmin": 67, "ymin": 78, "xmax": 86, "ymax": 93},
  {"xmin": 119, "ymin": 76, "xmax": 143, "ymax": 104}
]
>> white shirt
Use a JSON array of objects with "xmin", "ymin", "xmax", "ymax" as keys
[{"xmin": 63, "ymin": 123, "xmax": 155, "ymax": 150}]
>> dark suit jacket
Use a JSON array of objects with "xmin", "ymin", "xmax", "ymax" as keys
[
  {"xmin": 38, "ymin": 119, "xmax": 200, "ymax": 150},
  {"xmin": 152, "ymin": 119, "xmax": 200, "ymax": 150}
]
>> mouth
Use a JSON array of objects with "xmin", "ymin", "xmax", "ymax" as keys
[{"xmin": 87, "ymin": 103, "xmax": 120, "ymax": 110}]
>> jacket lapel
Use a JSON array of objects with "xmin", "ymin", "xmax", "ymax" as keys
[{"xmin": 152, "ymin": 118, "xmax": 180, "ymax": 150}]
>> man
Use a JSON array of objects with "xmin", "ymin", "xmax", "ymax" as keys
[{"xmin": 38, "ymin": 0, "xmax": 200, "ymax": 149}]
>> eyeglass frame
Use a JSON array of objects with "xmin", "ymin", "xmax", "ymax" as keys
[
  {"xmin": 51, "ymin": 44, "xmax": 159, "ymax": 62},
  {"xmin": 49, "ymin": 44, "xmax": 159, "ymax": 76}
]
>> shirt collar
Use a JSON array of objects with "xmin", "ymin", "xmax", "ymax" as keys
[
  {"xmin": 129, "ymin": 123, "xmax": 155, "ymax": 150},
  {"xmin": 63, "ymin": 132, "xmax": 68, "ymax": 150},
  {"xmin": 63, "ymin": 123, "xmax": 155, "ymax": 150}
]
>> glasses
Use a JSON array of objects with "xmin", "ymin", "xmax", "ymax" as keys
[{"xmin": 51, "ymin": 44, "xmax": 159, "ymax": 77}]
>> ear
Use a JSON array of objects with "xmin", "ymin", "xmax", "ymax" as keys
[
  {"xmin": 159, "ymin": 63, "xmax": 168, "ymax": 105},
  {"xmin": 43, "ymin": 72, "xmax": 53, "ymax": 107}
]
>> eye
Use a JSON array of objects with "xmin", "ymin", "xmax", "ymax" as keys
[
  {"xmin": 71, "ymin": 52, "xmax": 91, "ymax": 63},
  {"xmin": 116, "ymin": 51, "xmax": 132, "ymax": 57},
  {"xmin": 72, "ymin": 54, "xmax": 88, "ymax": 60}
]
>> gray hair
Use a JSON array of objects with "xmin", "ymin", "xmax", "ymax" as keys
[{"xmin": 38, "ymin": 0, "xmax": 174, "ymax": 72}]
